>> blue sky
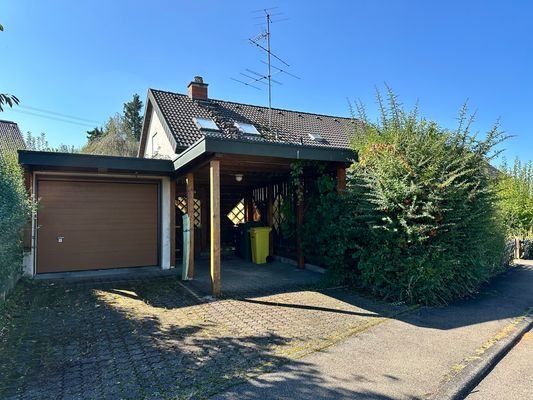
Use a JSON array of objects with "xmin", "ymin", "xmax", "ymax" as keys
[{"xmin": 1, "ymin": 1, "xmax": 531, "ymax": 163}]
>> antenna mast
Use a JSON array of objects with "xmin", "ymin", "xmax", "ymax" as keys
[
  {"xmin": 266, "ymin": 11, "xmax": 272, "ymax": 129},
  {"xmin": 231, "ymin": 8, "xmax": 299, "ymax": 136}
]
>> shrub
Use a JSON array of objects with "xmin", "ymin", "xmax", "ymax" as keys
[
  {"xmin": 0, "ymin": 153, "xmax": 31, "ymax": 285},
  {"xmin": 346, "ymin": 91, "xmax": 507, "ymax": 305},
  {"xmin": 300, "ymin": 168, "xmax": 350, "ymax": 275},
  {"xmin": 497, "ymin": 158, "xmax": 533, "ymax": 238},
  {"xmin": 521, "ymin": 239, "xmax": 533, "ymax": 260}
]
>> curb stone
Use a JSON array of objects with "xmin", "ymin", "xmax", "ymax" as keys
[{"xmin": 432, "ymin": 311, "xmax": 533, "ymax": 400}]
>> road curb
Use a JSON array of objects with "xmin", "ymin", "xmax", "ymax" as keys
[{"xmin": 433, "ymin": 313, "xmax": 533, "ymax": 400}]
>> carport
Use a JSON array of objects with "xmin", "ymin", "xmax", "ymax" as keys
[
  {"xmin": 18, "ymin": 140, "xmax": 352, "ymax": 296},
  {"xmin": 172, "ymin": 135, "xmax": 353, "ymax": 296}
]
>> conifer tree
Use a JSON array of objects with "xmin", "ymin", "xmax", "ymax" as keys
[
  {"xmin": 123, "ymin": 94, "xmax": 143, "ymax": 141},
  {"xmin": 86, "ymin": 127, "xmax": 104, "ymax": 142}
]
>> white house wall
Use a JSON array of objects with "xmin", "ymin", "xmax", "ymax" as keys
[{"xmin": 144, "ymin": 109, "xmax": 176, "ymax": 159}]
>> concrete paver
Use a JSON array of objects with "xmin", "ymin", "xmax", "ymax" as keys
[
  {"xmin": 1, "ymin": 259, "xmax": 531, "ymax": 400},
  {"xmin": 0, "ymin": 260, "xmax": 406, "ymax": 400}
]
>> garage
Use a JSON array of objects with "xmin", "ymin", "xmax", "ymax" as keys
[{"xmin": 36, "ymin": 177, "xmax": 160, "ymax": 274}]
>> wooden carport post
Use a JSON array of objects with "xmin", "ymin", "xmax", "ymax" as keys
[
  {"xmin": 186, "ymin": 173, "xmax": 195, "ymax": 279},
  {"xmin": 337, "ymin": 164, "xmax": 347, "ymax": 192},
  {"xmin": 267, "ymin": 184, "xmax": 274, "ymax": 257},
  {"xmin": 245, "ymin": 191, "xmax": 254, "ymax": 222},
  {"xmin": 210, "ymin": 160, "xmax": 221, "ymax": 296}
]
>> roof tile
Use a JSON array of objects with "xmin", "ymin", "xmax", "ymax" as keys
[
  {"xmin": 0, "ymin": 120, "xmax": 25, "ymax": 157},
  {"xmin": 150, "ymin": 89, "xmax": 355, "ymax": 151}
]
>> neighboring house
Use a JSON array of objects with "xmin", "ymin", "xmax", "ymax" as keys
[
  {"xmin": 18, "ymin": 77, "xmax": 354, "ymax": 295},
  {"xmin": 0, "ymin": 119, "xmax": 25, "ymax": 158}
]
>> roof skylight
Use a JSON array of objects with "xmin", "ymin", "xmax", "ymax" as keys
[
  {"xmin": 235, "ymin": 121, "xmax": 261, "ymax": 135},
  {"xmin": 308, "ymin": 132, "xmax": 325, "ymax": 142},
  {"xmin": 193, "ymin": 117, "xmax": 220, "ymax": 131}
]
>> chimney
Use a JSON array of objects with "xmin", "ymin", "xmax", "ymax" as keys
[{"xmin": 188, "ymin": 76, "xmax": 208, "ymax": 100}]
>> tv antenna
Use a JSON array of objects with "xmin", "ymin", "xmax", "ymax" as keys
[{"xmin": 231, "ymin": 8, "xmax": 300, "ymax": 135}]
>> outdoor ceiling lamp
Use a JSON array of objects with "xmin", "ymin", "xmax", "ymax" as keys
[{"xmin": 235, "ymin": 174, "xmax": 244, "ymax": 182}]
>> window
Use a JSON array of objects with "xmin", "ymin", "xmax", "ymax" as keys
[
  {"xmin": 235, "ymin": 121, "xmax": 261, "ymax": 135},
  {"xmin": 227, "ymin": 199, "xmax": 245, "ymax": 225},
  {"xmin": 175, "ymin": 197, "xmax": 201, "ymax": 227},
  {"xmin": 308, "ymin": 132, "xmax": 325, "ymax": 142},
  {"xmin": 227, "ymin": 199, "xmax": 261, "ymax": 225},
  {"xmin": 193, "ymin": 117, "xmax": 220, "ymax": 131}
]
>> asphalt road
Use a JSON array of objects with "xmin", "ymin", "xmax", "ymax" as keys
[
  {"xmin": 466, "ymin": 327, "xmax": 533, "ymax": 400},
  {"xmin": 210, "ymin": 263, "xmax": 533, "ymax": 400}
]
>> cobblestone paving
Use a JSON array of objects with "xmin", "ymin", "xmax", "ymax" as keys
[{"xmin": 0, "ymin": 274, "xmax": 408, "ymax": 400}]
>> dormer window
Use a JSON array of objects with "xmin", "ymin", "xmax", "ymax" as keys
[
  {"xmin": 235, "ymin": 121, "xmax": 260, "ymax": 135},
  {"xmin": 308, "ymin": 132, "xmax": 325, "ymax": 142},
  {"xmin": 193, "ymin": 117, "xmax": 220, "ymax": 131}
]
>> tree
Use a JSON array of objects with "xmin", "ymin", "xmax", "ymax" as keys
[
  {"xmin": 123, "ymin": 94, "xmax": 143, "ymax": 141},
  {"xmin": 25, "ymin": 132, "xmax": 50, "ymax": 151},
  {"xmin": 498, "ymin": 158, "xmax": 533, "ymax": 238},
  {"xmin": 82, "ymin": 114, "xmax": 137, "ymax": 156},
  {"xmin": 0, "ymin": 93, "xmax": 19, "ymax": 112},
  {"xmin": 86, "ymin": 127, "xmax": 104, "ymax": 142},
  {"xmin": 25, "ymin": 132, "xmax": 78, "ymax": 153},
  {"xmin": 0, "ymin": 23, "xmax": 19, "ymax": 112}
]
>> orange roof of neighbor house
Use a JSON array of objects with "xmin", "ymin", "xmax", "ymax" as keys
[{"xmin": 0, "ymin": 119, "xmax": 25, "ymax": 157}]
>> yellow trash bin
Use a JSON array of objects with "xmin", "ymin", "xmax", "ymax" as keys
[{"xmin": 249, "ymin": 227, "xmax": 272, "ymax": 264}]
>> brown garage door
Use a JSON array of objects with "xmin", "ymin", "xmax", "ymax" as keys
[{"xmin": 36, "ymin": 177, "xmax": 159, "ymax": 273}]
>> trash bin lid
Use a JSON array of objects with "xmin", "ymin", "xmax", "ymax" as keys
[{"xmin": 249, "ymin": 226, "xmax": 272, "ymax": 233}]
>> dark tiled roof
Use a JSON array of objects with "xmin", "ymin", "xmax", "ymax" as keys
[
  {"xmin": 0, "ymin": 120, "xmax": 25, "ymax": 157},
  {"xmin": 150, "ymin": 89, "xmax": 355, "ymax": 151}
]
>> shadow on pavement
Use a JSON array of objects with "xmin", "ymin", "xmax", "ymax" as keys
[{"xmin": 1, "ymin": 260, "xmax": 531, "ymax": 399}]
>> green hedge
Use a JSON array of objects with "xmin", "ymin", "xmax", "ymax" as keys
[
  {"xmin": 0, "ymin": 153, "xmax": 30, "ymax": 286},
  {"xmin": 300, "ymin": 93, "xmax": 508, "ymax": 305},
  {"xmin": 350, "ymin": 96, "xmax": 506, "ymax": 304}
]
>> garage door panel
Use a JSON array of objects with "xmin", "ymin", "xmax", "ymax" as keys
[{"xmin": 37, "ymin": 179, "xmax": 159, "ymax": 273}]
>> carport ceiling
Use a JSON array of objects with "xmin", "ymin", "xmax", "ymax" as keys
[{"xmin": 181, "ymin": 155, "xmax": 292, "ymax": 188}]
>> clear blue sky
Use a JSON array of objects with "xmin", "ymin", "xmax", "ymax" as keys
[{"xmin": 1, "ymin": 1, "xmax": 532, "ymax": 163}]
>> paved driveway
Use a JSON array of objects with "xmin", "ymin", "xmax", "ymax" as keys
[{"xmin": 0, "ymin": 267, "xmax": 407, "ymax": 400}]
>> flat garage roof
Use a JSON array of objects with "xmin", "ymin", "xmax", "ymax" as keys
[{"xmin": 18, "ymin": 150, "xmax": 174, "ymax": 174}]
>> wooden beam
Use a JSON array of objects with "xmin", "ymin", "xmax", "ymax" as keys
[
  {"xmin": 245, "ymin": 191, "xmax": 254, "ymax": 222},
  {"xmin": 296, "ymin": 181, "xmax": 305, "ymax": 269},
  {"xmin": 171, "ymin": 179, "xmax": 176, "ymax": 268},
  {"xmin": 337, "ymin": 164, "xmax": 347, "ymax": 193},
  {"xmin": 186, "ymin": 173, "xmax": 195, "ymax": 279},
  {"xmin": 175, "ymin": 154, "xmax": 216, "ymax": 177},
  {"xmin": 210, "ymin": 160, "xmax": 221, "ymax": 296},
  {"xmin": 267, "ymin": 184, "xmax": 274, "ymax": 256}
]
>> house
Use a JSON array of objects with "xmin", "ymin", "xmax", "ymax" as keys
[
  {"xmin": 0, "ymin": 119, "xmax": 25, "ymax": 157},
  {"xmin": 18, "ymin": 77, "xmax": 354, "ymax": 295}
]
